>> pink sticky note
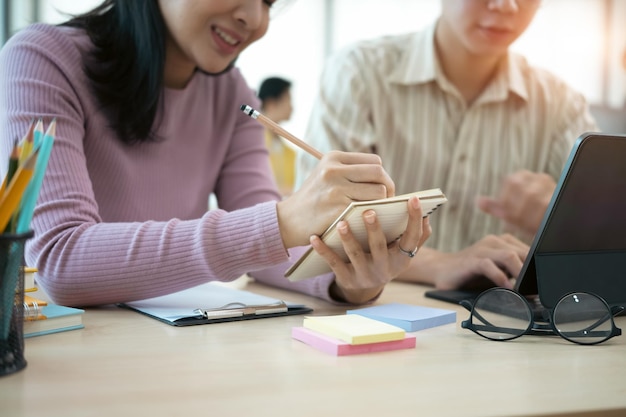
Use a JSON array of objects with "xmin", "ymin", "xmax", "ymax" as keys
[{"xmin": 291, "ymin": 327, "xmax": 416, "ymax": 356}]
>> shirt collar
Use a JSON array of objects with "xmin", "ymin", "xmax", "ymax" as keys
[
  {"xmin": 388, "ymin": 22, "xmax": 438, "ymax": 86},
  {"xmin": 388, "ymin": 20, "xmax": 529, "ymax": 104},
  {"xmin": 504, "ymin": 53, "xmax": 529, "ymax": 102}
]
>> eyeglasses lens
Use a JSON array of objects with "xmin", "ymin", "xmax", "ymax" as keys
[
  {"xmin": 553, "ymin": 292, "xmax": 613, "ymax": 344},
  {"xmin": 472, "ymin": 289, "xmax": 532, "ymax": 340}
]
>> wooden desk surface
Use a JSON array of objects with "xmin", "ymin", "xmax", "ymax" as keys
[{"xmin": 1, "ymin": 280, "xmax": 625, "ymax": 417}]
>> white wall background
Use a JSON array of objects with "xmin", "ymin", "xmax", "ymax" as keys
[{"xmin": 18, "ymin": 0, "xmax": 626, "ymax": 136}]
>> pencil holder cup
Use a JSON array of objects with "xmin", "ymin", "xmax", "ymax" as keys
[{"xmin": 0, "ymin": 230, "xmax": 33, "ymax": 377}]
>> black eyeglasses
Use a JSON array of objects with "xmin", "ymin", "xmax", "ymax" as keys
[{"xmin": 461, "ymin": 288, "xmax": 624, "ymax": 345}]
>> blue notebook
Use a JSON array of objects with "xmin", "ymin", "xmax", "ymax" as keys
[
  {"xmin": 24, "ymin": 304, "xmax": 84, "ymax": 338},
  {"xmin": 347, "ymin": 303, "xmax": 456, "ymax": 332}
]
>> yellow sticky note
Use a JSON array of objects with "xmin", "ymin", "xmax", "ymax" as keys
[{"xmin": 303, "ymin": 314, "xmax": 405, "ymax": 345}]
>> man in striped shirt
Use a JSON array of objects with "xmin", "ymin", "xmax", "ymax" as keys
[{"xmin": 296, "ymin": 0, "xmax": 597, "ymax": 290}]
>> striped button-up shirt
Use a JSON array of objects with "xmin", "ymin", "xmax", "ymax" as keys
[{"xmin": 297, "ymin": 21, "xmax": 597, "ymax": 253}]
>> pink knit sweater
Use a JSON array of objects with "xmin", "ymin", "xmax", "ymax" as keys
[{"xmin": 0, "ymin": 24, "xmax": 335, "ymax": 306}]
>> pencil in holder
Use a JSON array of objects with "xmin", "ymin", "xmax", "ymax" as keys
[{"xmin": 0, "ymin": 230, "xmax": 33, "ymax": 377}]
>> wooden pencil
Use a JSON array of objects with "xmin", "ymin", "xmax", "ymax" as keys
[{"xmin": 240, "ymin": 104, "xmax": 323, "ymax": 160}]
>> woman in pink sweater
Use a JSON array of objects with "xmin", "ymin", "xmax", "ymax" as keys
[{"xmin": 0, "ymin": 0, "xmax": 430, "ymax": 307}]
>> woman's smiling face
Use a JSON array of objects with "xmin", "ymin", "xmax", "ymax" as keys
[{"xmin": 158, "ymin": 0, "xmax": 276, "ymax": 87}]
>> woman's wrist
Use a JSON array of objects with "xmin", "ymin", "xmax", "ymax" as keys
[
  {"xmin": 395, "ymin": 246, "xmax": 442, "ymax": 286},
  {"xmin": 276, "ymin": 199, "xmax": 299, "ymax": 248}
]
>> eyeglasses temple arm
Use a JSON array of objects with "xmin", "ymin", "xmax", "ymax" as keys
[{"xmin": 460, "ymin": 300, "xmax": 473, "ymax": 312}]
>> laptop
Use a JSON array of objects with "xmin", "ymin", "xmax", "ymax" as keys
[{"xmin": 425, "ymin": 132, "xmax": 626, "ymax": 315}]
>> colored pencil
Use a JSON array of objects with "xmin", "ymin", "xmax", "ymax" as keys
[
  {"xmin": 16, "ymin": 119, "xmax": 56, "ymax": 233},
  {"xmin": 0, "ymin": 139, "xmax": 20, "ymax": 197},
  {"xmin": 17, "ymin": 121, "xmax": 36, "ymax": 166},
  {"xmin": 0, "ymin": 149, "xmax": 38, "ymax": 233},
  {"xmin": 32, "ymin": 119, "xmax": 44, "ymax": 148}
]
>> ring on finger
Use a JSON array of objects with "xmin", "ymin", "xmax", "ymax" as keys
[{"xmin": 398, "ymin": 244, "xmax": 418, "ymax": 258}]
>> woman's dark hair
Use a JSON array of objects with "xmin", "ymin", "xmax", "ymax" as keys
[
  {"xmin": 258, "ymin": 77, "xmax": 291, "ymax": 104},
  {"xmin": 63, "ymin": 0, "xmax": 166, "ymax": 144}
]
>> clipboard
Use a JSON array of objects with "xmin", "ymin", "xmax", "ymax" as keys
[{"xmin": 120, "ymin": 282, "xmax": 312, "ymax": 326}]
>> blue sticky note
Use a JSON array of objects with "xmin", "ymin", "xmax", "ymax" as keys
[{"xmin": 347, "ymin": 303, "xmax": 456, "ymax": 332}]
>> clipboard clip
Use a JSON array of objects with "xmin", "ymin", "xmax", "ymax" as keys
[{"xmin": 194, "ymin": 301, "xmax": 288, "ymax": 319}]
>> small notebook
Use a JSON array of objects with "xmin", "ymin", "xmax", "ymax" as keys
[
  {"xmin": 285, "ymin": 188, "xmax": 447, "ymax": 281},
  {"xmin": 24, "ymin": 304, "xmax": 84, "ymax": 338},
  {"xmin": 302, "ymin": 314, "xmax": 405, "ymax": 345},
  {"xmin": 347, "ymin": 303, "xmax": 456, "ymax": 332},
  {"xmin": 292, "ymin": 327, "xmax": 416, "ymax": 356},
  {"xmin": 121, "ymin": 282, "xmax": 312, "ymax": 326},
  {"xmin": 23, "ymin": 267, "xmax": 37, "ymax": 292}
]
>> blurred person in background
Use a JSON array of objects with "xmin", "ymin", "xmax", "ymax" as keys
[{"xmin": 258, "ymin": 76, "xmax": 296, "ymax": 196}]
